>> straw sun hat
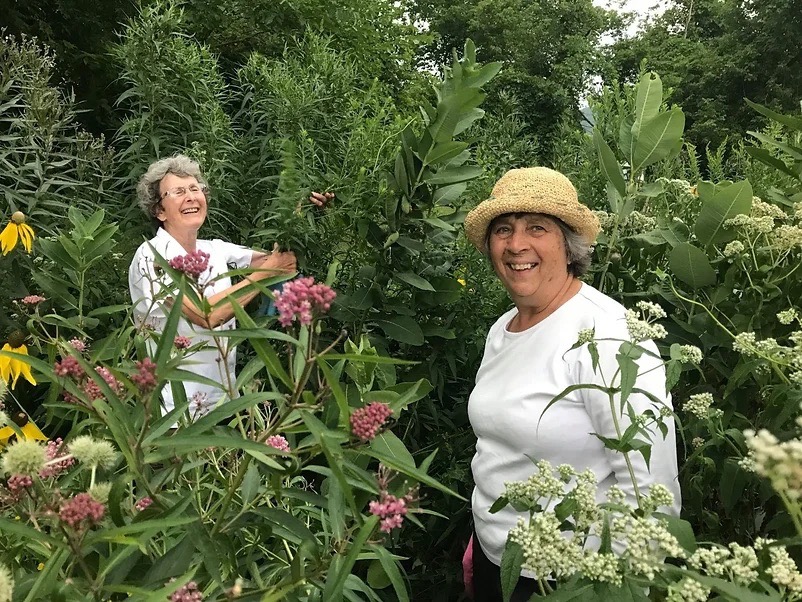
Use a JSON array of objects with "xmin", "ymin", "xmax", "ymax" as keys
[{"xmin": 464, "ymin": 167, "xmax": 600, "ymax": 253}]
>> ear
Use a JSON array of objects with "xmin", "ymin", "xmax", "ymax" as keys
[{"xmin": 155, "ymin": 203, "xmax": 166, "ymax": 222}]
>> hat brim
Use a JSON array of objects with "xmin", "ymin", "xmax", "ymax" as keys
[{"xmin": 464, "ymin": 192, "xmax": 600, "ymax": 253}]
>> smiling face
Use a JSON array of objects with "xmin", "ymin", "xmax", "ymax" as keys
[
  {"xmin": 156, "ymin": 173, "xmax": 208, "ymax": 235},
  {"xmin": 487, "ymin": 213, "xmax": 572, "ymax": 308}
]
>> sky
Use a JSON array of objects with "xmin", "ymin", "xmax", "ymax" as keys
[{"xmin": 593, "ymin": 0, "xmax": 672, "ymax": 37}]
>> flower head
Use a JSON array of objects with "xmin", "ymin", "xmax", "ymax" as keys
[
  {"xmin": 266, "ymin": 435, "xmax": 291, "ymax": 452},
  {"xmin": 135, "ymin": 496, "xmax": 153, "ymax": 511},
  {"xmin": 68, "ymin": 435, "xmax": 117, "ymax": 469},
  {"xmin": 168, "ymin": 250, "xmax": 210, "ymax": 280},
  {"xmin": 0, "ymin": 340, "xmax": 36, "ymax": 389},
  {"xmin": 684, "ymin": 393, "xmax": 716, "ymax": 420},
  {"xmin": 131, "ymin": 357, "xmax": 158, "ymax": 392},
  {"xmin": 39, "ymin": 438, "xmax": 74, "ymax": 478},
  {"xmin": 350, "ymin": 402, "xmax": 393, "ymax": 442},
  {"xmin": 2, "ymin": 439, "xmax": 46, "ymax": 475},
  {"xmin": 59, "ymin": 492, "xmax": 105, "ymax": 527},
  {"xmin": 273, "ymin": 277, "xmax": 336, "ymax": 327},
  {"xmin": 169, "ymin": 580, "xmax": 204, "ymax": 602},
  {"xmin": 0, "ymin": 211, "xmax": 35, "ymax": 255},
  {"xmin": 174, "ymin": 336, "xmax": 192, "ymax": 350},
  {"xmin": 369, "ymin": 492, "xmax": 409, "ymax": 533},
  {"xmin": 20, "ymin": 295, "xmax": 46, "ymax": 305}
]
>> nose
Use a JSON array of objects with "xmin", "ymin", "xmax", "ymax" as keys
[{"xmin": 505, "ymin": 226, "xmax": 529, "ymax": 254}]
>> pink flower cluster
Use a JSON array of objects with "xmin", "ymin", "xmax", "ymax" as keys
[
  {"xmin": 59, "ymin": 492, "xmax": 105, "ymax": 527},
  {"xmin": 369, "ymin": 492, "xmax": 408, "ymax": 533},
  {"xmin": 174, "ymin": 336, "xmax": 192, "ymax": 349},
  {"xmin": 40, "ymin": 438, "xmax": 74, "ymax": 478},
  {"xmin": 266, "ymin": 435, "xmax": 291, "ymax": 452},
  {"xmin": 83, "ymin": 367, "xmax": 124, "ymax": 401},
  {"xmin": 168, "ymin": 250, "xmax": 210, "ymax": 279},
  {"xmin": 69, "ymin": 338, "xmax": 87, "ymax": 352},
  {"xmin": 350, "ymin": 402, "xmax": 393, "ymax": 442},
  {"xmin": 169, "ymin": 581, "xmax": 203, "ymax": 602},
  {"xmin": 55, "ymin": 354, "xmax": 125, "ymax": 405},
  {"xmin": 135, "ymin": 496, "xmax": 153, "ymax": 511},
  {"xmin": 273, "ymin": 277, "xmax": 336, "ymax": 327},
  {"xmin": 131, "ymin": 358, "xmax": 158, "ymax": 392},
  {"xmin": 7, "ymin": 474, "xmax": 33, "ymax": 492},
  {"xmin": 54, "ymin": 356, "xmax": 84, "ymax": 379},
  {"xmin": 21, "ymin": 295, "xmax": 46, "ymax": 305}
]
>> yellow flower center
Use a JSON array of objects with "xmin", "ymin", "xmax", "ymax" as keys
[{"xmin": 11, "ymin": 211, "xmax": 26, "ymax": 225}]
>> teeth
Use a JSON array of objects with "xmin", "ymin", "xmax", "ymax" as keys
[
  {"xmin": 509, "ymin": 263, "xmax": 536, "ymax": 271},
  {"xmin": 182, "ymin": 208, "xmax": 199, "ymax": 214}
]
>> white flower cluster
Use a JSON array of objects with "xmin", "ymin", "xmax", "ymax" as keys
[
  {"xmin": 684, "ymin": 393, "xmax": 717, "ymax": 420},
  {"xmin": 623, "ymin": 211, "xmax": 657, "ymax": 235},
  {"xmin": 580, "ymin": 552, "xmax": 622, "ymax": 586},
  {"xmin": 576, "ymin": 328, "xmax": 595, "ymax": 346},
  {"xmin": 508, "ymin": 514, "xmax": 584, "ymax": 579},
  {"xmin": 503, "ymin": 459, "xmax": 565, "ymax": 509},
  {"xmin": 723, "ymin": 240, "xmax": 745, "ymax": 258},
  {"xmin": 69, "ymin": 436, "xmax": 117, "ymax": 470},
  {"xmin": 656, "ymin": 177, "xmax": 694, "ymax": 197},
  {"xmin": 692, "ymin": 436, "xmax": 705, "ymax": 449},
  {"xmin": 725, "ymin": 213, "xmax": 775, "ymax": 234},
  {"xmin": 612, "ymin": 515, "xmax": 686, "ymax": 580},
  {"xmin": 0, "ymin": 562, "xmax": 13, "ymax": 602},
  {"xmin": 752, "ymin": 198, "xmax": 787, "ymax": 220},
  {"xmin": 639, "ymin": 484, "xmax": 675, "ymax": 514},
  {"xmin": 771, "ymin": 224, "xmax": 802, "ymax": 251},
  {"xmin": 678, "ymin": 345, "xmax": 703, "ymax": 364},
  {"xmin": 688, "ymin": 543, "xmax": 758, "ymax": 585},
  {"xmin": 666, "ymin": 576, "xmax": 710, "ymax": 602},
  {"xmin": 733, "ymin": 330, "xmax": 802, "ymax": 383},
  {"xmin": 778, "ymin": 309, "xmax": 799, "ymax": 325},
  {"xmin": 593, "ymin": 210, "xmax": 616, "ymax": 232},
  {"xmin": 744, "ymin": 429, "xmax": 802, "ymax": 501},
  {"xmin": 625, "ymin": 302, "xmax": 668, "ymax": 342}
]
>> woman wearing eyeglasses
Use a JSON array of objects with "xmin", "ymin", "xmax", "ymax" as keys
[{"xmin": 128, "ymin": 154, "xmax": 331, "ymax": 419}]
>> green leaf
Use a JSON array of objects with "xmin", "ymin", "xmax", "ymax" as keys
[
  {"xmin": 424, "ymin": 165, "xmax": 484, "ymax": 186},
  {"xmin": 368, "ymin": 545, "xmax": 410, "ymax": 602},
  {"xmin": 633, "ymin": 72, "xmax": 663, "ymax": 131},
  {"xmin": 745, "ymin": 98, "xmax": 802, "ymax": 132},
  {"xmin": 373, "ymin": 316, "xmax": 425, "ymax": 345},
  {"xmin": 616, "ymin": 352, "xmax": 638, "ymax": 409},
  {"xmin": 744, "ymin": 147, "xmax": 799, "ymax": 179},
  {"xmin": 23, "ymin": 548, "xmax": 69, "ymax": 602},
  {"xmin": 500, "ymin": 538, "xmax": 524, "ymax": 602},
  {"xmin": 694, "ymin": 179, "xmax": 753, "ymax": 247},
  {"xmin": 423, "ymin": 141, "xmax": 469, "ymax": 166},
  {"xmin": 631, "ymin": 109, "xmax": 685, "ymax": 174},
  {"xmin": 594, "ymin": 129, "xmax": 626, "ymax": 199},
  {"xmin": 669, "ymin": 243, "xmax": 716, "ymax": 288},
  {"xmin": 367, "ymin": 559, "xmax": 392, "ymax": 589},
  {"xmin": 323, "ymin": 516, "xmax": 379, "ymax": 602},
  {"xmin": 719, "ymin": 460, "xmax": 748, "ymax": 514},
  {"xmin": 395, "ymin": 272, "xmax": 436, "ymax": 291},
  {"xmin": 370, "ymin": 431, "xmax": 416, "ymax": 469},
  {"xmin": 653, "ymin": 512, "xmax": 696, "ymax": 554}
]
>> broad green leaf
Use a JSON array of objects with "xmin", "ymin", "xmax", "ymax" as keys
[
  {"xmin": 719, "ymin": 460, "xmax": 748, "ymax": 514},
  {"xmin": 746, "ymin": 98, "xmax": 802, "ymax": 132},
  {"xmin": 616, "ymin": 352, "xmax": 638, "ymax": 409},
  {"xmin": 370, "ymin": 431, "xmax": 416, "ymax": 469},
  {"xmin": 23, "ymin": 548, "xmax": 69, "ymax": 602},
  {"xmin": 367, "ymin": 559, "xmax": 392, "ymax": 589},
  {"xmin": 669, "ymin": 243, "xmax": 716, "ymax": 288},
  {"xmin": 424, "ymin": 165, "xmax": 484, "ymax": 186},
  {"xmin": 633, "ymin": 72, "xmax": 662, "ymax": 133},
  {"xmin": 423, "ymin": 141, "xmax": 469, "ymax": 166},
  {"xmin": 594, "ymin": 129, "xmax": 626, "ymax": 199},
  {"xmin": 323, "ymin": 516, "xmax": 379, "ymax": 602},
  {"xmin": 744, "ymin": 147, "xmax": 799, "ymax": 179},
  {"xmin": 395, "ymin": 272, "xmax": 435, "ymax": 291},
  {"xmin": 373, "ymin": 316, "xmax": 425, "ymax": 345},
  {"xmin": 694, "ymin": 179, "xmax": 754, "ymax": 246},
  {"xmin": 433, "ymin": 181, "xmax": 468, "ymax": 205},
  {"xmin": 369, "ymin": 545, "xmax": 410, "ymax": 602},
  {"xmin": 631, "ymin": 108, "xmax": 685, "ymax": 174},
  {"xmin": 500, "ymin": 539, "xmax": 524, "ymax": 602}
]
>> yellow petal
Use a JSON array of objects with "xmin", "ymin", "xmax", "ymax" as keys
[
  {"xmin": 0, "ymin": 222, "xmax": 18, "ymax": 255},
  {"xmin": 22, "ymin": 420, "xmax": 46, "ymax": 441},
  {"xmin": 19, "ymin": 224, "xmax": 34, "ymax": 253},
  {"xmin": 16, "ymin": 359, "xmax": 36, "ymax": 387},
  {"xmin": 0, "ymin": 344, "xmax": 10, "ymax": 383}
]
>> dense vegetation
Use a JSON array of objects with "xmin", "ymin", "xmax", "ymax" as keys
[{"xmin": 1, "ymin": 0, "xmax": 802, "ymax": 600}]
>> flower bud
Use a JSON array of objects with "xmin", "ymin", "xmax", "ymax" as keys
[{"xmin": 11, "ymin": 211, "xmax": 25, "ymax": 225}]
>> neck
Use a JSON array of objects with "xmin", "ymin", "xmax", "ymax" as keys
[
  {"xmin": 510, "ymin": 277, "xmax": 581, "ymax": 332},
  {"xmin": 163, "ymin": 225, "xmax": 198, "ymax": 253}
]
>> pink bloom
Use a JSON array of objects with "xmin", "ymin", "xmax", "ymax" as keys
[
  {"xmin": 54, "ymin": 356, "xmax": 85, "ymax": 379},
  {"xmin": 369, "ymin": 492, "xmax": 408, "ymax": 533},
  {"xmin": 273, "ymin": 277, "xmax": 336, "ymax": 327},
  {"xmin": 59, "ymin": 492, "xmax": 105, "ymax": 527},
  {"xmin": 174, "ymin": 336, "xmax": 192, "ymax": 349},
  {"xmin": 40, "ymin": 438, "xmax": 75, "ymax": 478},
  {"xmin": 169, "ymin": 580, "xmax": 204, "ymax": 602},
  {"xmin": 69, "ymin": 338, "xmax": 87, "ymax": 352},
  {"xmin": 131, "ymin": 358, "xmax": 158, "ymax": 392},
  {"xmin": 135, "ymin": 496, "xmax": 153, "ymax": 511},
  {"xmin": 83, "ymin": 366, "xmax": 124, "ymax": 400},
  {"xmin": 7, "ymin": 474, "xmax": 33, "ymax": 492},
  {"xmin": 350, "ymin": 402, "xmax": 393, "ymax": 442},
  {"xmin": 266, "ymin": 435, "xmax": 291, "ymax": 452},
  {"xmin": 21, "ymin": 295, "xmax": 46, "ymax": 305},
  {"xmin": 169, "ymin": 250, "xmax": 210, "ymax": 280}
]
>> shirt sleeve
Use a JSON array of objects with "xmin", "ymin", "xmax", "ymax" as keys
[
  {"xmin": 573, "ymin": 328, "xmax": 682, "ymax": 517},
  {"xmin": 128, "ymin": 243, "xmax": 177, "ymax": 324}
]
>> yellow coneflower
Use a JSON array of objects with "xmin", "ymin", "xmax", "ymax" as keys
[
  {"xmin": 0, "ymin": 211, "xmax": 35, "ymax": 255},
  {"xmin": 0, "ymin": 331, "xmax": 36, "ymax": 389},
  {"xmin": 0, "ymin": 414, "xmax": 47, "ymax": 449}
]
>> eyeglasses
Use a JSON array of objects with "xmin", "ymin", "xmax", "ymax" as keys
[{"xmin": 160, "ymin": 184, "xmax": 208, "ymax": 199}]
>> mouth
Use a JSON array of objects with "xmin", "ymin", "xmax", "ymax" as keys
[
  {"xmin": 507, "ymin": 262, "xmax": 538, "ymax": 272},
  {"xmin": 181, "ymin": 207, "xmax": 201, "ymax": 215}
]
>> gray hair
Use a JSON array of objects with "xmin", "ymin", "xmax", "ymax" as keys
[
  {"xmin": 136, "ymin": 154, "xmax": 207, "ymax": 230},
  {"xmin": 485, "ymin": 212, "xmax": 593, "ymax": 277}
]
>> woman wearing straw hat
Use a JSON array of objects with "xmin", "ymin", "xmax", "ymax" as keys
[{"xmin": 462, "ymin": 167, "xmax": 680, "ymax": 600}]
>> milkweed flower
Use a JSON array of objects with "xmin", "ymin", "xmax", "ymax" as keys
[
  {"xmin": 0, "ymin": 211, "xmax": 35, "ymax": 255},
  {"xmin": 273, "ymin": 277, "xmax": 336, "ymax": 327},
  {"xmin": 0, "ymin": 337, "xmax": 36, "ymax": 389},
  {"xmin": 266, "ymin": 435, "xmax": 291, "ymax": 452},
  {"xmin": 350, "ymin": 402, "xmax": 393, "ymax": 441},
  {"xmin": 59, "ymin": 492, "xmax": 105, "ymax": 527},
  {"xmin": 169, "ymin": 580, "xmax": 204, "ymax": 602}
]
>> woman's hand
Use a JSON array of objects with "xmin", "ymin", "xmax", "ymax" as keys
[
  {"xmin": 250, "ymin": 244, "xmax": 297, "ymax": 281},
  {"xmin": 308, "ymin": 191, "xmax": 334, "ymax": 208}
]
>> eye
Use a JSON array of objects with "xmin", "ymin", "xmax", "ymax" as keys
[
  {"xmin": 493, "ymin": 224, "xmax": 512, "ymax": 236},
  {"xmin": 528, "ymin": 223, "xmax": 546, "ymax": 232}
]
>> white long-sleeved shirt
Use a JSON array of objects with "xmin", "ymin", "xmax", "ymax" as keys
[
  {"xmin": 128, "ymin": 227, "xmax": 253, "ymax": 416},
  {"xmin": 469, "ymin": 283, "xmax": 681, "ymax": 570}
]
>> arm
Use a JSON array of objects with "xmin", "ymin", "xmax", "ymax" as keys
[{"xmin": 175, "ymin": 247, "xmax": 296, "ymax": 329}]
